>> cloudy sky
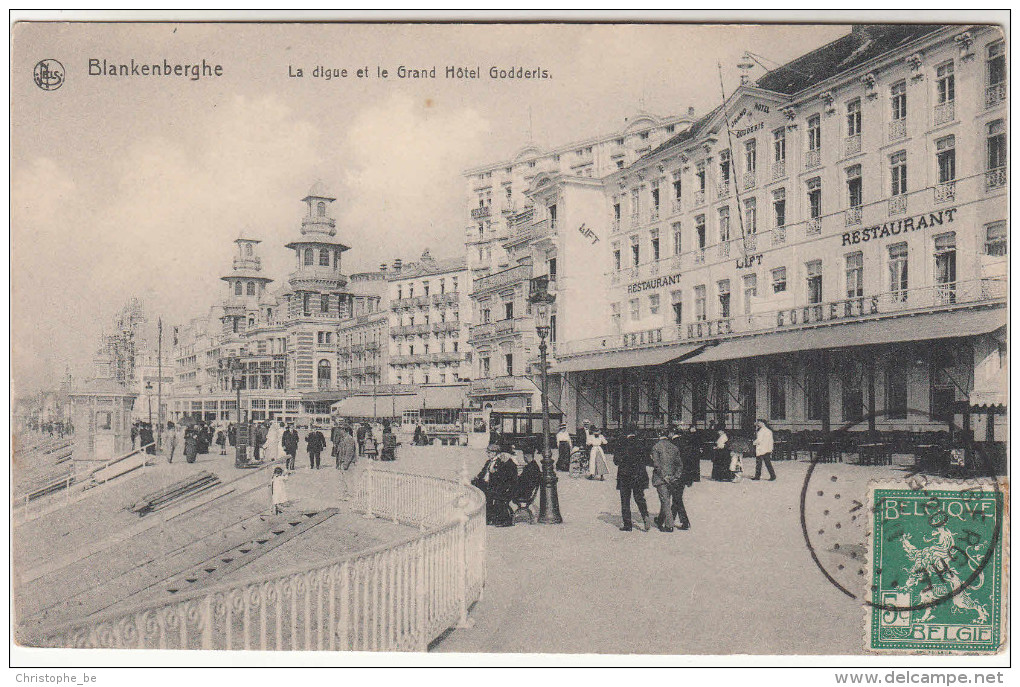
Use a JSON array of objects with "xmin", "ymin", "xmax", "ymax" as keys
[{"xmin": 11, "ymin": 21, "xmax": 851, "ymax": 394}]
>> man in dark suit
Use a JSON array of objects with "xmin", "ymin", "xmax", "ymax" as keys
[
  {"xmin": 614, "ymin": 428, "xmax": 652, "ymax": 532},
  {"xmin": 670, "ymin": 425, "xmax": 695, "ymax": 530},
  {"xmin": 356, "ymin": 422, "xmax": 368, "ymax": 455},
  {"xmin": 282, "ymin": 425, "xmax": 299, "ymax": 471},
  {"xmin": 650, "ymin": 430, "xmax": 683, "ymax": 532},
  {"xmin": 306, "ymin": 428, "xmax": 326, "ymax": 469}
]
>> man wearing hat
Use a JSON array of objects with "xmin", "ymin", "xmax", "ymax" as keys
[
  {"xmin": 614, "ymin": 427, "xmax": 652, "ymax": 532},
  {"xmin": 555, "ymin": 422, "xmax": 573, "ymax": 472},
  {"xmin": 650, "ymin": 427, "xmax": 684, "ymax": 532}
]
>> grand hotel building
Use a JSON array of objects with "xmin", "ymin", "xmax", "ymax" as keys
[{"xmin": 517, "ymin": 24, "xmax": 1007, "ymax": 441}]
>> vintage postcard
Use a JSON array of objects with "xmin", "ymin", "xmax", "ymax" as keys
[{"xmin": 10, "ymin": 13, "xmax": 1009, "ymax": 672}]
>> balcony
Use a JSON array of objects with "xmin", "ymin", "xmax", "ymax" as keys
[
  {"xmin": 844, "ymin": 206, "xmax": 862, "ymax": 226},
  {"xmin": 470, "ymin": 206, "xmax": 491, "ymax": 220},
  {"xmin": 985, "ymin": 167, "xmax": 1006, "ymax": 192},
  {"xmin": 671, "ymin": 199, "xmax": 683, "ymax": 214},
  {"xmin": 888, "ymin": 118, "xmax": 906, "ymax": 141},
  {"xmin": 491, "ymin": 376, "xmax": 516, "ymax": 390},
  {"xmin": 612, "ymin": 219, "xmax": 621, "ymax": 233},
  {"xmin": 934, "ymin": 101, "xmax": 955, "ymax": 126},
  {"xmin": 716, "ymin": 182, "xmax": 731, "ymax": 199},
  {"xmin": 650, "ymin": 207, "xmax": 660, "ymax": 221},
  {"xmin": 934, "ymin": 181, "xmax": 956, "ymax": 204},
  {"xmin": 431, "ymin": 352, "xmax": 464, "ymax": 364},
  {"xmin": 985, "ymin": 83, "xmax": 1006, "ymax": 109},
  {"xmin": 773, "ymin": 226, "xmax": 787, "ymax": 246},
  {"xmin": 888, "ymin": 195, "xmax": 908, "ymax": 216},
  {"xmin": 843, "ymin": 134, "xmax": 861, "ymax": 158},
  {"xmin": 630, "ymin": 212, "xmax": 639, "ymax": 227},
  {"xmin": 351, "ymin": 343, "xmax": 365, "ymax": 354},
  {"xmin": 472, "ymin": 264, "xmax": 532, "ymax": 296},
  {"xmin": 693, "ymin": 249, "xmax": 705, "ymax": 265},
  {"xmin": 719, "ymin": 241, "xmax": 730, "ymax": 258},
  {"xmin": 431, "ymin": 292, "xmax": 459, "ymax": 307},
  {"xmin": 806, "ymin": 217, "xmax": 821, "ymax": 236},
  {"xmin": 470, "ymin": 378, "xmax": 495, "ymax": 394},
  {"xmin": 741, "ymin": 234, "xmax": 758, "ymax": 252},
  {"xmin": 693, "ymin": 190, "xmax": 706, "ymax": 207},
  {"xmin": 742, "ymin": 172, "xmax": 756, "ymax": 191},
  {"xmin": 470, "ymin": 322, "xmax": 494, "ymax": 341},
  {"xmin": 771, "ymin": 161, "xmax": 786, "ymax": 180},
  {"xmin": 804, "ymin": 149, "xmax": 821, "ymax": 170},
  {"xmin": 432, "ymin": 320, "xmax": 460, "ymax": 334},
  {"xmin": 364, "ymin": 341, "xmax": 380, "ymax": 352},
  {"xmin": 495, "ymin": 318, "xmax": 518, "ymax": 335},
  {"xmin": 391, "ymin": 323, "xmax": 431, "ymax": 336}
]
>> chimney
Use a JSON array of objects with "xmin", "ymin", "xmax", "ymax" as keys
[
  {"xmin": 379, "ymin": 263, "xmax": 388, "ymax": 272},
  {"xmin": 393, "ymin": 258, "xmax": 403, "ymax": 272},
  {"xmin": 687, "ymin": 106, "xmax": 695, "ymax": 117}
]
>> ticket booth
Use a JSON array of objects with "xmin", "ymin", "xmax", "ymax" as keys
[{"xmin": 69, "ymin": 378, "xmax": 137, "ymax": 470}]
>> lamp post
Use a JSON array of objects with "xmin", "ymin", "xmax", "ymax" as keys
[
  {"xmin": 529, "ymin": 277, "xmax": 562, "ymax": 524},
  {"xmin": 229, "ymin": 357, "xmax": 246, "ymax": 468},
  {"xmin": 145, "ymin": 381, "xmax": 153, "ymax": 426}
]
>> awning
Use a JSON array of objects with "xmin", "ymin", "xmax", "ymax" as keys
[
  {"xmin": 551, "ymin": 343, "xmax": 705, "ymax": 373},
  {"xmin": 418, "ymin": 385, "xmax": 469, "ymax": 409},
  {"xmin": 331, "ymin": 394, "xmax": 419, "ymax": 417},
  {"xmin": 683, "ymin": 307, "xmax": 1006, "ymax": 365}
]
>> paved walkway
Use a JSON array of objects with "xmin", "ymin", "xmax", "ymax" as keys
[{"xmin": 323, "ymin": 445, "xmax": 902, "ymax": 655}]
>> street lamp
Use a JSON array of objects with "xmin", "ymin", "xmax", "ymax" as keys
[
  {"xmin": 145, "ymin": 381, "xmax": 153, "ymax": 426},
  {"xmin": 529, "ymin": 276, "xmax": 562, "ymax": 524},
  {"xmin": 228, "ymin": 357, "xmax": 247, "ymax": 468}
]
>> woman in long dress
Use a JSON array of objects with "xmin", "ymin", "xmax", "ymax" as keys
[{"xmin": 586, "ymin": 427, "xmax": 610, "ymax": 480}]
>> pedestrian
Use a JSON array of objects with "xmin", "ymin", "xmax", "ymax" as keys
[
  {"xmin": 586, "ymin": 427, "xmax": 609, "ymax": 480},
  {"xmin": 710, "ymin": 421, "xmax": 733, "ymax": 481},
  {"xmin": 356, "ymin": 422, "xmax": 368, "ymax": 455},
  {"xmin": 337, "ymin": 425, "xmax": 359, "ymax": 499},
  {"xmin": 413, "ymin": 423, "xmax": 424, "ymax": 446},
  {"xmin": 252, "ymin": 422, "xmax": 263, "ymax": 463},
  {"xmin": 306, "ymin": 427, "xmax": 325, "ymax": 469},
  {"xmin": 363, "ymin": 426, "xmax": 378, "ymax": 460},
  {"xmin": 166, "ymin": 421, "xmax": 179, "ymax": 463},
  {"xmin": 514, "ymin": 450, "xmax": 542, "ymax": 502},
  {"xmin": 131, "ymin": 423, "xmax": 139, "ymax": 449},
  {"xmin": 283, "ymin": 424, "xmax": 299, "ymax": 471},
  {"xmin": 555, "ymin": 423, "xmax": 573, "ymax": 472},
  {"xmin": 751, "ymin": 419, "xmax": 776, "ymax": 481},
  {"xmin": 576, "ymin": 420, "xmax": 590, "ymax": 464},
  {"xmin": 216, "ymin": 425, "xmax": 227, "ymax": 455},
  {"xmin": 183, "ymin": 424, "xmax": 199, "ymax": 464},
  {"xmin": 271, "ymin": 467, "xmax": 288, "ymax": 515},
  {"xmin": 139, "ymin": 422, "xmax": 155, "ymax": 454},
  {"xmin": 330, "ymin": 421, "xmax": 344, "ymax": 464},
  {"xmin": 483, "ymin": 444, "xmax": 518, "ymax": 527},
  {"xmin": 381, "ymin": 421, "xmax": 397, "ymax": 461},
  {"xmin": 649, "ymin": 429, "xmax": 683, "ymax": 532},
  {"xmin": 671, "ymin": 426, "xmax": 694, "ymax": 530},
  {"xmin": 613, "ymin": 427, "xmax": 652, "ymax": 532}
]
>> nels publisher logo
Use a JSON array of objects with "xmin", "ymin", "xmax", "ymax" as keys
[{"xmin": 33, "ymin": 59, "xmax": 64, "ymax": 91}]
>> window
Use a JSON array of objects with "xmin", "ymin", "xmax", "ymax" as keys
[
  {"xmin": 612, "ymin": 242, "xmax": 621, "ymax": 271},
  {"xmin": 886, "ymin": 366, "xmax": 908, "ymax": 419},
  {"xmin": 423, "ymin": 281, "xmax": 430, "ymax": 296},
  {"xmin": 936, "ymin": 135, "xmax": 956, "ymax": 183},
  {"xmin": 936, "ymin": 61, "xmax": 955, "ymax": 104},
  {"xmin": 696, "ymin": 162, "xmax": 706, "ymax": 193},
  {"xmin": 694, "ymin": 285, "xmax": 707, "ymax": 321},
  {"xmin": 234, "ymin": 281, "xmax": 242, "ymax": 296},
  {"xmin": 772, "ymin": 267, "xmax": 787, "ymax": 294},
  {"xmin": 549, "ymin": 314, "xmax": 557, "ymax": 344},
  {"xmin": 321, "ymin": 294, "xmax": 329, "ymax": 313},
  {"xmin": 397, "ymin": 285, "xmax": 402, "ymax": 300},
  {"xmin": 888, "ymin": 242, "xmax": 908, "ymax": 302},
  {"xmin": 629, "ymin": 298, "xmax": 640, "ymax": 322},
  {"xmin": 504, "ymin": 353, "xmax": 513, "ymax": 376},
  {"xmin": 611, "ymin": 302, "xmax": 621, "ymax": 331},
  {"xmin": 317, "ymin": 360, "xmax": 331, "ymax": 383},
  {"xmin": 672, "ymin": 172, "xmax": 682, "ymax": 201},
  {"xmin": 245, "ymin": 282, "xmax": 256, "ymax": 296},
  {"xmin": 630, "ymin": 189, "xmax": 640, "ymax": 217},
  {"xmin": 743, "ymin": 274, "xmax": 757, "ymax": 315},
  {"xmin": 630, "ymin": 235, "xmax": 640, "ymax": 267},
  {"xmin": 890, "ymin": 151, "xmax": 907, "ymax": 196},
  {"xmin": 548, "ymin": 204, "xmax": 557, "ymax": 229},
  {"xmin": 671, "ymin": 291, "xmax": 682, "ymax": 325},
  {"xmin": 842, "ymin": 370, "xmax": 864, "ymax": 423},
  {"xmin": 717, "ymin": 280, "xmax": 731, "ymax": 319},
  {"xmin": 649, "ymin": 293, "xmax": 661, "ymax": 316},
  {"xmin": 482, "ymin": 307, "xmax": 491, "ymax": 324},
  {"xmin": 846, "ymin": 98, "xmax": 862, "ymax": 136},
  {"xmin": 985, "ymin": 221, "xmax": 1007, "ymax": 256},
  {"xmin": 672, "ymin": 223, "xmax": 682, "ymax": 255},
  {"xmin": 548, "ymin": 257, "xmax": 557, "ymax": 281},
  {"xmin": 934, "ymin": 232, "xmax": 957, "ymax": 301},
  {"xmin": 504, "ymin": 301, "xmax": 514, "ymax": 320},
  {"xmin": 452, "ymin": 276, "xmax": 458, "ymax": 292},
  {"xmin": 847, "ymin": 165, "xmax": 862, "ymax": 208},
  {"xmin": 639, "ymin": 131, "xmax": 649, "ymax": 140},
  {"xmin": 845, "ymin": 251, "xmax": 863, "ymax": 299},
  {"xmin": 805, "ymin": 373, "xmax": 827, "ymax": 421},
  {"xmin": 317, "ymin": 201, "xmax": 326, "ymax": 216},
  {"xmin": 773, "ymin": 127, "xmax": 786, "ymax": 163},
  {"xmin": 651, "ymin": 183, "xmax": 660, "ymax": 213},
  {"xmin": 718, "ymin": 207, "xmax": 730, "ymax": 243},
  {"xmin": 743, "ymin": 198, "xmax": 757, "ymax": 234},
  {"xmin": 304, "ymin": 249, "xmax": 314, "ymax": 266},
  {"xmin": 772, "ymin": 188, "xmax": 786, "ymax": 228},
  {"xmin": 744, "ymin": 139, "xmax": 757, "ymax": 175},
  {"xmin": 613, "ymin": 202, "xmax": 621, "ymax": 223},
  {"xmin": 303, "ymin": 293, "xmax": 311, "ymax": 316},
  {"xmin": 986, "ymin": 119, "xmax": 1006, "ymax": 171},
  {"xmin": 319, "ymin": 249, "xmax": 330, "ymax": 267},
  {"xmin": 769, "ymin": 374, "xmax": 786, "ymax": 420},
  {"xmin": 650, "ymin": 230, "xmax": 660, "ymax": 261},
  {"xmin": 891, "ymin": 81, "xmax": 907, "ymax": 121},
  {"xmin": 719, "ymin": 150, "xmax": 731, "ymax": 185},
  {"xmin": 806, "ymin": 260, "xmax": 823, "ymax": 304},
  {"xmin": 695, "ymin": 215, "xmax": 706, "ymax": 249},
  {"xmin": 987, "ymin": 41, "xmax": 1005, "ymax": 88},
  {"xmin": 807, "ymin": 115, "xmax": 821, "ymax": 151},
  {"xmin": 807, "ymin": 177, "xmax": 822, "ymax": 218}
]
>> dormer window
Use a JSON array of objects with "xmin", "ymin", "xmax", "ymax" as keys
[{"xmin": 316, "ymin": 201, "xmax": 326, "ymax": 216}]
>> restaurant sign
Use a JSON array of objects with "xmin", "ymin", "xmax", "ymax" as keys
[
  {"xmin": 841, "ymin": 207, "xmax": 957, "ymax": 247},
  {"xmin": 627, "ymin": 272, "xmax": 682, "ymax": 294}
]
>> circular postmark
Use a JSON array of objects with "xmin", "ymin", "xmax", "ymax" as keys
[
  {"xmin": 33, "ymin": 59, "xmax": 64, "ymax": 91},
  {"xmin": 799, "ymin": 410, "xmax": 1003, "ymax": 619}
]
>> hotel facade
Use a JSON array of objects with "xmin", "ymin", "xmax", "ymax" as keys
[{"xmin": 493, "ymin": 24, "xmax": 1006, "ymax": 442}]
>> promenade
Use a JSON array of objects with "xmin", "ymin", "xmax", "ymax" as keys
[{"xmin": 292, "ymin": 443, "xmax": 902, "ymax": 655}]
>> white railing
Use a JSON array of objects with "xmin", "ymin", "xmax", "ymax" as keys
[{"xmin": 24, "ymin": 468, "xmax": 486, "ymax": 651}]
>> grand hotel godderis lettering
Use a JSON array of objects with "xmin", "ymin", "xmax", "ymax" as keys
[{"xmin": 841, "ymin": 207, "xmax": 957, "ymax": 246}]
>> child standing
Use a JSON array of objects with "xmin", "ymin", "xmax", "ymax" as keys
[{"xmin": 271, "ymin": 467, "xmax": 288, "ymax": 514}]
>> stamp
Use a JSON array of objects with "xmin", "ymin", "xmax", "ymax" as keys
[{"xmin": 867, "ymin": 483, "xmax": 1005, "ymax": 653}]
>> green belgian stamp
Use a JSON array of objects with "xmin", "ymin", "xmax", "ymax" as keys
[{"xmin": 869, "ymin": 485, "xmax": 1004, "ymax": 653}]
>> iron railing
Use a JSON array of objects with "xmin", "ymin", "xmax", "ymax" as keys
[{"xmin": 24, "ymin": 467, "xmax": 486, "ymax": 651}]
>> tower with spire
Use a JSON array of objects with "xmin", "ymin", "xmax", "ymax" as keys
[{"xmin": 220, "ymin": 233, "xmax": 274, "ymax": 337}]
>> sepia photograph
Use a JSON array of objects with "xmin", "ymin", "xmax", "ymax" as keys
[{"xmin": 8, "ymin": 11, "xmax": 1009, "ymax": 676}]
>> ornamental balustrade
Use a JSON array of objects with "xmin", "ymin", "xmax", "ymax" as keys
[
  {"xmin": 845, "ymin": 206, "xmax": 863, "ymax": 226},
  {"xmin": 805, "ymin": 217, "xmax": 822, "ymax": 236},
  {"xmin": 843, "ymin": 134, "xmax": 862, "ymax": 158},
  {"xmin": 804, "ymin": 149, "xmax": 821, "ymax": 170},
  {"xmin": 24, "ymin": 467, "xmax": 486, "ymax": 651},
  {"xmin": 742, "ymin": 172, "xmax": 756, "ymax": 191},
  {"xmin": 888, "ymin": 195, "xmax": 908, "ymax": 216},
  {"xmin": 934, "ymin": 101, "xmax": 955, "ymax": 126},
  {"xmin": 888, "ymin": 119, "xmax": 907, "ymax": 141},
  {"xmin": 771, "ymin": 161, "xmax": 786, "ymax": 180},
  {"xmin": 934, "ymin": 181, "xmax": 956, "ymax": 204},
  {"xmin": 985, "ymin": 167, "xmax": 1006, "ymax": 192},
  {"xmin": 985, "ymin": 83, "xmax": 1006, "ymax": 109}
]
